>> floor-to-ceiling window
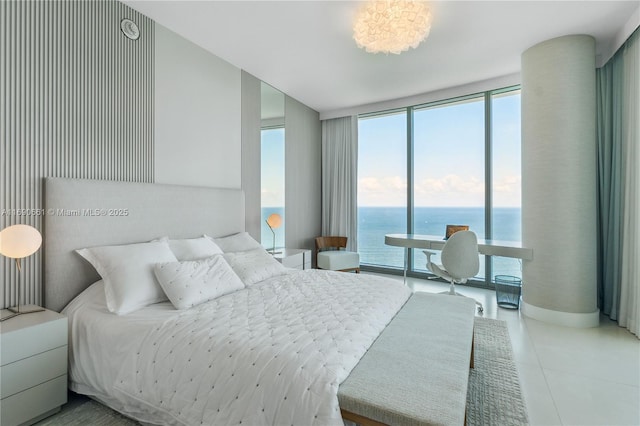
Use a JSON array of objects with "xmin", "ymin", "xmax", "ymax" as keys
[
  {"xmin": 412, "ymin": 95, "xmax": 487, "ymax": 278},
  {"xmin": 491, "ymin": 89, "xmax": 522, "ymax": 279},
  {"xmin": 357, "ymin": 86, "xmax": 521, "ymax": 286},
  {"xmin": 357, "ymin": 110, "xmax": 407, "ymax": 268}
]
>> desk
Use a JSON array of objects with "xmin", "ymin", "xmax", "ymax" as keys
[{"xmin": 385, "ymin": 234, "xmax": 533, "ymax": 283}]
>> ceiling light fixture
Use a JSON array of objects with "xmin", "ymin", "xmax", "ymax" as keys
[{"xmin": 353, "ymin": 0, "xmax": 432, "ymax": 55}]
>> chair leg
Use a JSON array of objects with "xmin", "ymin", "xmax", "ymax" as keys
[
  {"xmin": 439, "ymin": 281, "xmax": 457, "ymax": 296},
  {"xmin": 441, "ymin": 281, "xmax": 484, "ymax": 313}
]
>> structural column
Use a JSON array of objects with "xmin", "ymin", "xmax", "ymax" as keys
[{"xmin": 521, "ymin": 35, "xmax": 599, "ymax": 327}]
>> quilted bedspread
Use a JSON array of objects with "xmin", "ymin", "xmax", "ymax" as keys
[{"xmin": 113, "ymin": 269, "xmax": 411, "ymax": 426}]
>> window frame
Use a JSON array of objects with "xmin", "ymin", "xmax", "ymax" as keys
[{"xmin": 358, "ymin": 85, "xmax": 521, "ymax": 288}]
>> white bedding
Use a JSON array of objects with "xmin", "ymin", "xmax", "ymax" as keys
[{"xmin": 64, "ymin": 269, "xmax": 411, "ymax": 425}]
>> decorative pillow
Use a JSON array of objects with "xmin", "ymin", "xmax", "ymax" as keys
[
  {"xmin": 154, "ymin": 255, "xmax": 244, "ymax": 310},
  {"xmin": 166, "ymin": 236, "xmax": 223, "ymax": 261},
  {"xmin": 212, "ymin": 232, "xmax": 262, "ymax": 253},
  {"xmin": 223, "ymin": 248, "xmax": 287, "ymax": 286},
  {"xmin": 76, "ymin": 240, "xmax": 178, "ymax": 315}
]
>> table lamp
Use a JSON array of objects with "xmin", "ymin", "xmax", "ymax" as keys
[
  {"xmin": 265, "ymin": 213, "xmax": 282, "ymax": 255},
  {"xmin": 0, "ymin": 224, "xmax": 45, "ymax": 321}
]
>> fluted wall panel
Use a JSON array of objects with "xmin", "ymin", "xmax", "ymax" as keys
[{"xmin": 0, "ymin": 0, "xmax": 154, "ymax": 309}]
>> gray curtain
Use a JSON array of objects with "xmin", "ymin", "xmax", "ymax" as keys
[
  {"xmin": 596, "ymin": 28, "xmax": 639, "ymax": 337},
  {"xmin": 321, "ymin": 116, "xmax": 358, "ymax": 252}
]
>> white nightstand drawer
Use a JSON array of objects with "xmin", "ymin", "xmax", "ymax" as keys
[
  {"xmin": 0, "ymin": 309, "xmax": 68, "ymax": 426},
  {"xmin": 0, "ymin": 374, "xmax": 67, "ymax": 426},
  {"xmin": 1, "ymin": 311, "xmax": 67, "ymax": 365},
  {"xmin": 1, "ymin": 345, "xmax": 67, "ymax": 399}
]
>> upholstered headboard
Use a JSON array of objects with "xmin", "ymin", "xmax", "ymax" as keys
[{"xmin": 44, "ymin": 178, "xmax": 245, "ymax": 312}]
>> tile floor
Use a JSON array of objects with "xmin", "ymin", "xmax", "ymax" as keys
[{"xmin": 370, "ymin": 272, "xmax": 640, "ymax": 426}]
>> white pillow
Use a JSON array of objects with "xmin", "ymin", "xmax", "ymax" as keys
[
  {"xmin": 167, "ymin": 236, "xmax": 223, "ymax": 261},
  {"xmin": 154, "ymin": 255, "xmax": 245, "ymax": 310},
  {"xmin": 76, "ymin": 240, "xmax": 178, "ymax": 315},
  {"xmin": 223, "ymin": 248, "xmax": 287, "ymax": 286},
  {"xmin": 212, "ymin": 232, "xmax": 262, "ymax": 253}
]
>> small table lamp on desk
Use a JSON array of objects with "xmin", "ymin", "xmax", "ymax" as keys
[
  {"xmin": 265, "ymin": 213, "xmax": 282, "ymax": 255},
  {"xmin": 0, "ymin": 224, "xmax": 45, "ymax": 321}
]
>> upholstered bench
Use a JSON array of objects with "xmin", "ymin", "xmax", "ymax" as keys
[{"xmin": 338, "ymin": 292, "xmax": 476, "ymax": 426}]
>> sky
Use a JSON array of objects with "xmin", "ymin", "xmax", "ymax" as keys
[
  {"xmin": 261, "ymin": 90, "xmax": 522, "ymax": 209},
  {"xmin": 261, "ymin": 128, "xmax": 285, "ymax": 208},
  {"xmin": 358, "ymin": 91, "xmax": 521, "ymax": 208}
]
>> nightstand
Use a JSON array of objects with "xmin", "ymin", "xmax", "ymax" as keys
[
  {"xmin": 274, "ymin": 248, "xmax": 312, "ymax": 270},
  {"xmin": 0, "ymin": 309, "xmax": 68, "ymax": 426}
]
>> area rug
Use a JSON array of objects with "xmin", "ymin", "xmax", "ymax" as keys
[
  {"xmin": 39, "ymin": 317, "xmax": 528, "ymax": 425},
  {"xmin": 36, "ymin": 396, "xmax": 137, "ymax": 426},
  {"xmin": 466, "ymin": 317, "xmax": 530, "ymax": 426}
]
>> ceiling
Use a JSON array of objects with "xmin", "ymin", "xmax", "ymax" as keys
[{"xmin": 125, "ymin": 1, "xmax": 639, "ymax": 115}]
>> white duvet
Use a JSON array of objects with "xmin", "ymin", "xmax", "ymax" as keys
[{"xmin": 66, "ymin": 269, "xmax": 411, "ymax": 426}]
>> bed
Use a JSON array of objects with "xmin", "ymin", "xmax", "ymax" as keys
[{"xmin": 44, "ymin": 177, "xmax": 475, "ymax": 426}]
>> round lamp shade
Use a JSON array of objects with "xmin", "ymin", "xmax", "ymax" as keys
[
  {"xmin": 266, "ymin": 213, "xmax": 282, "ymax": 229},
  {"xmin": 0, "ymin": 224, "xmax": 42, "ymax": 259}
]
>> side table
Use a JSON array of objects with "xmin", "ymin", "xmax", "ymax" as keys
[
  {"xmin": 0, "ymin": 309, "xmax": 68, "ymax": 426},
  {"xmin": 273, "ymin": 248, "xmax": 312, "ymax": 270}
]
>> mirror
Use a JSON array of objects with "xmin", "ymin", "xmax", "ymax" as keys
[{"xmin": 260, "ymin": 82, "xmax": 285, "ymax": 251}]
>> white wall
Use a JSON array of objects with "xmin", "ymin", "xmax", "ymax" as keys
[
  {"xmin": 155, "ymin": 24, "xmax": 322, "ymax": 250},
  {"xmin": 285, "ymin": 96, "xmax": 322, "ymax": 256},
  {"xmin": 0, "ymin": 1, "xmax": 321, "ymax": 308},
  {"xmin": 155, "ymin": 24, "xmax": 241, "ymax": 188},
  {"xmin": 521, "ymin": 35, "xmax": 599, "ymax": 328},
  {"xmin": 0, "ymin": 0, "xmax": 155, "ymax": 309}
]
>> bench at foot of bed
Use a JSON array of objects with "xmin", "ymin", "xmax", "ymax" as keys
[{"xmin": 338, "ymin": 292, "xmax": 476, "ymax": 426}]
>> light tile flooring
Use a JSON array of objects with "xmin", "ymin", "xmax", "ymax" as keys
[{"xmin": 370, "ymin": 272, "xmax": 640, "ymax": 426}]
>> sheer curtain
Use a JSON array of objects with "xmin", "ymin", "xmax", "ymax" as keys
[
  {"xmin": 618, "ymin": 30, "xmax": 639, "ymax": 336},
  {"xmin": 321, "ymin": 116, "xmax": 358, "ymax": 252},
  {"xmin": 597, "ymin": 29, "xmax": 639, "ymax": 337}
]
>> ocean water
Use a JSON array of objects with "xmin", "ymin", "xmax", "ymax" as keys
[
  {"xmin": 261, "ymin": 206, "xmax": 523, "ymax": 281},
  {"xmin": 358, "ymin": 206, "xmax": 523, "ymax": 280}
]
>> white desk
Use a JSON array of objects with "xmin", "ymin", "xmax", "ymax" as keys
[{"xmin": 385, "ymin": 234, "xmax": 533, "ymax": 283}]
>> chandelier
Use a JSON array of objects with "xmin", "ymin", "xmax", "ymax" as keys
[{"xmin": 353, "ymin": 0, "xmax": 432, "ymax": 54}]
